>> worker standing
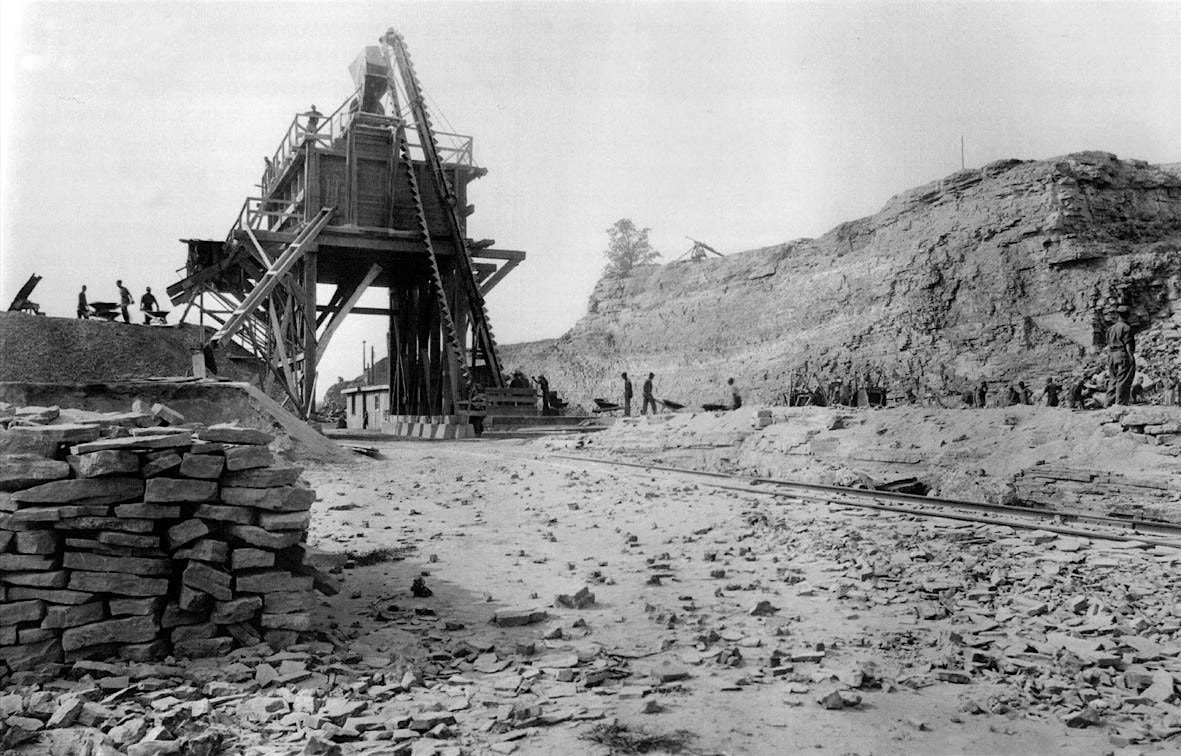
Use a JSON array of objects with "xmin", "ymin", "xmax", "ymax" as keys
[
  {"xmin": 621, "ymin": 372, "xmax": 633, "ymax": 416},
  {"xmin": 1042, "ymin": 377, "xmax": 1062, "ymax": 407},
  {"xmin": 975, "ymin": 380, "xmax": 987, "ymax": 408},
  {"xmin": 116, "ymin": 280, "xmax": 132, "ymax": 323},
  {"xmin": 641, "ymin": 373, "xmax": 657, "ymax": 415},
  {"xmin": 535, "ymin": 374, "xmax": 551, "ymax": 415},
  {"xmin": 77, "ymin": 285, "xmax": 89, "ymax": 319},
  {"xmin": 1106, "ymin": 305, "xmax": 1136, "ymax": 406},
  {"xmin": 728, "ymin": 377, "xmax": 742, "ymax": 410},
  {"xmin": 140, "ymin": 287, "xmax": 158, "ymax": 324}
]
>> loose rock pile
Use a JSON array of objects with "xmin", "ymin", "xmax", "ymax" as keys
[{"xmin": 1, "ymin": 406, "xmax": 331, "ymax": 679}]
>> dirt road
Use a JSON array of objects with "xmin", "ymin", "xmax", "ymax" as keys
[{"xmin": 301, "ymin": 438, "xmax": 1136, "ymax": 755}]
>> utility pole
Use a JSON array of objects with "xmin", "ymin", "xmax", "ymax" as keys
[
  {"xmin": 362, "ymin": 340, "xmax": 367, "ymax": 384},
  {"xmin": 960, "ymin": 136, "xmax": 965, "ymax": 170}
]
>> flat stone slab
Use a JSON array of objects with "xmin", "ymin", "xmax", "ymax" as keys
[
  {"xmin": 492, "ymin": 608, "xmax": 549, "ymax": 627},
  {"xmin": 224, "ymin": 446, "xmax": 274, "ymax": 471},
  {"xmin": 68, "ymin": 571, "xmax": 169, "ymax": 596},
  {"xmin": 221, "ymin": 486, "xmax": 313, "ymax": 512},
  {"xmin": 179, "ymin": 454, "xmax": 225, "ymax": 480},
  {"xmin": 67, "ymin": 450, "xmax": 140, "ymax": 479},
  {"xmin": 226, "ymin": 525, "xmax": 302, "ymax": 550},
  {"xmin": 1, "ymin": 455, "xmax": 71, "ymax": 491},
  {"xmin": 62, "ymin": 616, "xmax": 160, "ymax": 652},
  {"xmin": 63, "ymin": 551, "xmax": 170, "ymax": 576},
  {"xmin": 144, "ymin": 478, "xmax": 218, "ymax": 503},
  {"xmin": 221, "ymin": 467, "xmax": 303, "ymax": 488},
  {"xmin": 11, "ymin": 477, "xmax": 143, "ymax": 505},
  {"xmin": 70, "ymin": 433, "xmax": 193, "ymax": 455},
  {"xmin": 235, "ymin": 570, "xmax": 314, "ymax": 594},
  {"xmin": 196, "ymin": 425, "xmax": 274, "ymax": 446}
]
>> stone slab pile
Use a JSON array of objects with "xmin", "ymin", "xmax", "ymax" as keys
[{"xmin": 0, "ymin": 418, "xmax": 331, "ymax": 675}]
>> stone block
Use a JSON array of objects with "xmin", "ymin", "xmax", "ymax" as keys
[
  {"xmin": 0, "ymin": 529, "xmax": 10, "ymax": 550},
  {"xmin": 68, "ymin": 451, "xmax": 140, "ymax": 479},
  {"xmin": 257, "ymin": 511, "xmax": 310, "ymax": 532},
  {"xmin": 259, "ymin": 612, "xmax": 311, "ymax": 631},
  {"xmin": 140, "ymin": 453, "xmax": 182, "ymax": 478},
  {"xmin": 173, "ymin": 539, "xmax": 228, "ymax": 563},
  {"xmin": 18, "ymin": 626, "xmax": 56, "ymax": 644},
  {"xmin": 0, "ymin": 638, "xmax": 62, "ymax": 671},
  {"xmin": 108, "ymin": 596, "xmax": 164, "ymax": 616},
  {"xmin": 143, "ymin": 478, "xmax": 217, "ymax": 503},
  {"xmin": 179, "ymin": 454, "xmax": 225, "ymax": 480},
  {"xmin": 0, "ymin": 455, "xmax": 71, "ymax": 491},
  {"xmin": 224, "ymin": 445, "xmax": 274, "ymax": 471},
  {"xmin": 15, "ymin": 529, "xmax": 57, "ymax": 554},
  {"xmin": 221, "ymin": 466, "xmax": 303, "ymax": 488},
  {"xmin": 174, "ymin": 637, "xmax": 232, "ymax": 659},
  {"xmin": 182, "ymin": 562, "xmax": 233, "ymax": 601},
  {"xmin": 192, "ymin": 504, "xmax": 253, "ymax": 524},
  {"xmin": 0, "ymin": 570, "xmax": 68, "ymax": 588},
  {"xmin": 211, "ymin": 596, "xmax": 263, "ymax": 624},
  {"xmin": 0, "ymin": 553, "xmax": 55, "ymax": 571},
  {"xmin": 112, "ymin": 503, "xmax": 181, "ymax": 519},
  {"xmin": 9, "ymin": 587, "xmax": 96, "ymax": 605},
  {"xmin": 178, "ymin": 584, "xmax": 213, "ymax": 612},
  {"xmin": 12, "ymin": 477, "xmax": 143, "ymax": 506},
  {"xmin": 97, "ymin": 531, "xmax": 160, "ymax": 549},
  {"xmin": 8, "ymin": 507, "xmax": 62, "ymax": 524},
  {"xmin": 263, "ymin": 591, "xmax": 314, "ymax": 614},
  {"xmin": 492, "ymin": 608, "xmax": 549, "ymax": 627},
  {"xmin": 151, "ymin": 403, "xmax": 185, "ymax": 425},
  {"xmin": 171, "ymin": 622, "xmax": 215, "ymax": 643},
  {"xmin": 70, "ymin": 433, "xmax": 191, "ymax": 455},
  {"xmin": 1, "ymin": 424, "xmax": 100, "ymax": 455},
  {"xmin": 167, "ymin": 519, "xmax": 210, "ymax": 549},
  {"xmin": 221, "ymin": 486, "xmax": 312, "ymax": 512},
  {"xmin": 69, "ymin": 571, "xmax": 169, "ymax": 596},
  {"xmin": 197, "ymin": 425, "xmax": 273, "ymax": 445},
  {"xmin": 0, "ymin": 599, "xmax": 45, "ymax": 625},
  {"xmin": 62, "ymin": 617, "xmax": 160, "ymax": 652},
  {"xmin": 41, "ymin": 602, "xmax": 104, "ymax": 629},
  {"xmin": 235, "ymin": 570, "xmax": 313, "ymax": 594},
  {"xmin": 63, "ymin": 551, "xmax": 169, "ymax": 576},
  {"xmin": 119, "ymin": 640, "xmax": 169, "ymax": 662},
  {"xmin": 56, "ymin": 516, "xmax": 154, "ymax": 533},
  {"xmin": 224, "ymin": 622, "xmax": 262, "ymax": 647},
  {"xmin": 227, "ymin": 524, "xmax": 302, "ymax": 550},
  {"xmin": 231, "ymin": 548, "xmax": 274, "ymax": 571},
  {"xmin": 162, "ymin": 602, "xmax": 206, "ymax": 627},
  {"xmin": 264, "ymin": 630, "xmax": 297, "ymax": 650}
]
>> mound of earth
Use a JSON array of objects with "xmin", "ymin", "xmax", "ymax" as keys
[
  {"xmin": 503, "ymin": 151, "xmax": 1181, "ymax": 409},
  {"xmin": 0, "ymin": 311, "xmax": 258, "ymax": 384}
]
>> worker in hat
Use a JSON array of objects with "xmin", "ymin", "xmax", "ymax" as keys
[{"xmin": 1105, "ymin": 305, "xmax": 1136, "ymax": 406}]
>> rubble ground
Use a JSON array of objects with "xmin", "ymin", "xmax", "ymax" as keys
[
  {"xmin": 7, "ymin": 434, "xmax": 1177, "ymax": 754},
  {"xmin": 297, "ymin": 439, "xmax": 1148, "ymax": 755}
]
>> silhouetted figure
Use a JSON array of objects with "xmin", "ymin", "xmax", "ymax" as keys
[
  {"xmin": 728, "ymin": 377, "xmax": 742, "ymax": 410},
  {"xmin": 140, "ymin": 287, "xmax": 158, "ymax": 324},
  {"xmin": 1042, "ymin": 378, "xmax": 1062, "ymax": 407},
  {"xmin": 77, "ymin": 285, "xmax": 89, "ymax": 319},
  {"xmin": 116, "ymin": 280, "xmax": 132, "ymax": 323},
  {"xmin": 622, "ymin": 372, "xmax": 633, "ymax": 416},
  {"xmin": 642, "ymin": 373, "xmax": 657, "ymax": 415},
  {"xmin": 975, "ymin": 380, "xmax": 987, "ymax": 408}
]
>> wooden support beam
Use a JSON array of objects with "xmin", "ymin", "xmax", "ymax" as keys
[
  {"xmin": 302, "ymin": 252, "xmax": 318, "ymax": 415},
  {"xmin": 316, "ymin": 263, "xmax": 382, "ymax": 366}
]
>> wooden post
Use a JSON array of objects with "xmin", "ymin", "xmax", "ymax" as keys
[{"xmin": 302, "ymin": 253, "xmax": 318, "ymax": 414}]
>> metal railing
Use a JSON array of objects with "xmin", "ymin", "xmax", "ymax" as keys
[{"xmin": 259, "ymin": 89, "xmax": 476, "ymax": 194}]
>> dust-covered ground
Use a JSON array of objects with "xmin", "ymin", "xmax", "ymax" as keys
[{"xmin": 291, "ymin": 436, "xmax": 1181, "ymax": 755}]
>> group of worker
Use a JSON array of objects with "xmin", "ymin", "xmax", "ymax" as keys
[
  {"xmin": 618, "ymin": 372, "xmax": 741, "ymax": 416},
  {"xmin": 507, "ymin": 370, "xmax": 557, "ymax": 414},
  {"xmin": 76, "ymin": 281, "xmax": 160, "ymax": 324}
]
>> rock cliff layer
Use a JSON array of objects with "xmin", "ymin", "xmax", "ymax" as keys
[{"xmin": 504, "ymin": 152, "xmax": 1181, "ymax": 409}]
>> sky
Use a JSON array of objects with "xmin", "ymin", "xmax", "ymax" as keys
[{"xmin": 2, "ymin": 1, "xmax": 1179, "ymax": 397}]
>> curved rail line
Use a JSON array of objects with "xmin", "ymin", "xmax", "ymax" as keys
[{"xmin": 552, "ymin": 454, "xmax": 1181, "ymax": 549}]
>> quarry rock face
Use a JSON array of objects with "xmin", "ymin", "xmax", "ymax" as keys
[{"xmin": 505, "ymin": 152, "xmax": 1181, "ymax": 408}]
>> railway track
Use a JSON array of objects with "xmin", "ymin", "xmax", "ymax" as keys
[{"xmin": 553, "ymin": 454, "xmax": 1181, "ymax": 549}]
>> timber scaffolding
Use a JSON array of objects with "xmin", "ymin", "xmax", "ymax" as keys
[{"xmin": 168, "ymin": 28, "xmax": 524, "ymax": 421}]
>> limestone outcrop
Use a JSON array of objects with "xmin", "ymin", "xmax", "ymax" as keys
[{"xmin": 504, "ymin": 152, "xmax": 1181, "ymax": 408}]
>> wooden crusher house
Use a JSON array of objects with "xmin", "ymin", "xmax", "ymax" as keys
[{"xmin": 168, "ymin": 27, "xmax": 524, "ymax": 425}]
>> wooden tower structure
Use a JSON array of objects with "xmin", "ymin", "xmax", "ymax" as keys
[{"xmin": 168, "ymin": 28, "xmax": 524, "ymax": 419}]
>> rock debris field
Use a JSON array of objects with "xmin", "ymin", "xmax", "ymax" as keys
[{"xmin": 4, "ymin": 435, "xmax": 1181, "ymax": 754}]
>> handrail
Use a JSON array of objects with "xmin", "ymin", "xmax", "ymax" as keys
[{"xmin": 259, "ymin": 89, "xmax": 477, "ymax": 194}]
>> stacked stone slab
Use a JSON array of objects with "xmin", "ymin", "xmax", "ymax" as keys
[{"xmin": 0, "ymin": 421, "xmax": 331, "ymax": 673}]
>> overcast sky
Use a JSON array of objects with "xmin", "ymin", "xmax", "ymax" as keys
[{"xmin": 2, "ymin": 1, "xmax": 1179, "ymax": 397}]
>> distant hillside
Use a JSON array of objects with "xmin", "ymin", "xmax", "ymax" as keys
[{"xmin": 502, "ymin": 152, "xmax": 1181, "ymax": 407}]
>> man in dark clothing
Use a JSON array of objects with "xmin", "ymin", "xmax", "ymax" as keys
[
  {"xmin": 975, "ymin": 380, "xmax": 987, "ymax": 408},
  {"xmin": 641, "ymin": 373, "xmax": 657, "ymax": 415},
  {"xmin": 1042, "ymin": 377, "xmax": 1062, "ymax": 407},
  {"xmin": 622, "ymin": 372, "xmax": 633, "ymax": 416},
  {"xmin": 77, "ymin": 285, "xmax": 89, "ymax": 319},
  {"xmin": 728, "ymin": 377, "xmax": 742, "ymax": 410},
  {"xmin": 1106, "ymin": 305, "xmax": 1136, "ymax": 406},
  {"xmin": 140, "ymin": 287, "xmax": 158, "ymax": 324},
  {"xmin": 1018, "ymin": 381, "xmax": 1032, "ymax": 405},
  {"xmin": 116, "ymin": 280, "xmax": 132, "ymax": 323},
  {"xmin": 535, "ymin": 374, "xmax": 551, "ymax": 415},
  {"xmin": 1069, "ymin": 377, "xmax": 1087, "ymax": 409}
]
